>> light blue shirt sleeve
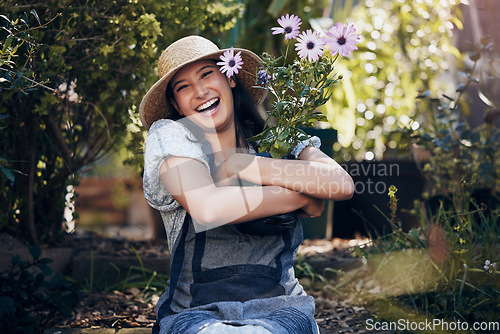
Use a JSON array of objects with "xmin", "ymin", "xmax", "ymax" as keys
[
  {"xmin": 143, "ymin": 119, "xmax": 210, "ymax": 212},
  {"xmin": 291, "ymin": 136, "xmax": 321, "ymax": 159}
]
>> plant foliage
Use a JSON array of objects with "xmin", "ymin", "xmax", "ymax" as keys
[
  {"xmin": 0, "ymin": 246, "xmax": 80, "ymax": 333},
  {"xmin": 409, "ymin": 36, "xmax": 500, "ymax": 206},
  {"xmin": 249, "ymin": 52, "xmax": 339, "ymax": 158},
  {"xmin": 352, "ymin": 196, "xmax": 499, "ymax": 329},
  {"xmin": 326, "ymin": 0, "xmax": 465, "ymax": 161},
  {"xmin": 0, "ymin": 0, "xmax": 243, "ymax": 244}
]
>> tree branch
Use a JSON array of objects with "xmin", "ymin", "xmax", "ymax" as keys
[
  {"xmin": 43, "ymin": 110, "xmax": 74, "ymax": 172},
  {"xmin": 28, "ymin": 125, "xmax": 39, "ymax": 244}
]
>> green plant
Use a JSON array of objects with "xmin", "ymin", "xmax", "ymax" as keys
[
  {"xmin": 408, "ymin": 36, "xmax": 500, "ymax": 209},
  {"xmin": 339, "ymin": 28, "xmax": 500, "ymax": 332},
  {"xmin": 73, "ymin": 247, "xmax": 168, "ymax": 304},
  {"xmin": 0, "ymin": 9, "xmax": 45, "ymax": 231},
  {"xmin": 0, "ymin": 115, "xmax": 25, "ymax": 185},
  {"xmin": 0, "ymin": 0, "xmax": 244, "ymax": 245},
  {"xmin": 0, "ymin": 246, "xmax": 80, "ymax": 333},
  {"xmin": 249, "ymin": 51, "xmax": 340, "ymax": 158},
  {"xmin": 325, "ymin": 0, "xmax": 465, "ymax": 161},
  {"xmin": 294, "ymin": 253, "xmax": 330, "ymax": 290},
  {"xmin": 349, "ymin": 188, "xmax": 500, "ymax": 330},
  {"xmin": 244, "ymin": 14, "xmax": 359, "ymax": 158}
]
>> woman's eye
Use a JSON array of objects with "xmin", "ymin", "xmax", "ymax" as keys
[
  {"xmin": 201, "ymin": 70, "xmax": 213, "ymax": 79},
  {"xmin": 176, "ymin": 84, "xmax": 188, "ymax": 92}
]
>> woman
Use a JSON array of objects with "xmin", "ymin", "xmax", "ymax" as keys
[{"xmin": 141, "ymin": 35, "xmax": 354, "ymax": 334}]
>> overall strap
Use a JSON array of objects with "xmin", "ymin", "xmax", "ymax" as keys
[
  {"xmin": 276, "ymin": 226, "xmax": 293, "ymax": 276},
  {"xmin": 191, "ymin": 230, "xmax": 207, "ymax": 274},
  {"xmin": 152, "ymin": 214, "xmax": 191, "ymax": 334}
]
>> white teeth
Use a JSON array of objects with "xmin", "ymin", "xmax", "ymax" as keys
[{"xmin": 197, "ymin": 98, "xmax": 218, "ymax": 112}]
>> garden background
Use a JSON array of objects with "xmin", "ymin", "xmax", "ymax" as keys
[{"xmin": 1, "ymin": 0, "xmax": 499, "ymax": 333}]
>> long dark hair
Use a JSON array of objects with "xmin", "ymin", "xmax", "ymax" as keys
[
  {"xmin": 165, "ymin": 74, "xmax": 266, "ymax": 150},
  {"xmin": 231, "ymin": 76, "xmax": 266, "ymax": 149}
]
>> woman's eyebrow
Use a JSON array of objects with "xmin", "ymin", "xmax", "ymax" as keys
[{"xmin": 197, "ymin": 64, "xmax": 216, "ymax": 73}]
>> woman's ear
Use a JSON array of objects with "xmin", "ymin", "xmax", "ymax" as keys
[{"xmin": 229, "ymin": 77, "xmax": 236, "ymax": 88}]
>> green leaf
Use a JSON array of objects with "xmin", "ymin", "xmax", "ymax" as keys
[
  {"xmin": 0, "ymin": 15, "xmax": 11, "ymax": 24},
  {"xmin": 40, "ymin": 264, "xmax": 53, "ymax": 276},
  {"xmin": 0, "ymin": 165, "xmax": 15, "ymax": 185},
  {"xmin": 2, "ymin": 35, "xmax": 13, "ymax": 53},
  {"xmin": 30, "ymin": 9, "xmax": 41, "ymax": 26},
  {"xmin": 29, "ymin": 245, "xmax": 41, "ymax": 260},
  {"xmin": 451, "ymin": 16, "xmax": 463, "ymax": 30}
]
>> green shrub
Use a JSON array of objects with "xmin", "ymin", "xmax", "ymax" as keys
[
  {"xmin": 408, "ymin": 36, "xmax": 500, "ymax": 207},
  {"xmin": 0, "ymin": 246, "xmax": 80, "ymax": 333},
  {"xmin": 0, "ymin": 0, "xmax": 243, "ymax": 244},
  {"xmin": 351, "ymin": 189, "xmax": 499, "ymax": 329}
]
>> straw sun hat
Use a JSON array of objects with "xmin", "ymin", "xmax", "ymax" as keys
[{"xmin": 139, "ymin": 35, "xmax": 267, "ymax": 130}]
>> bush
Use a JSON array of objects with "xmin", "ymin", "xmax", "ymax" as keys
[
  {"xmin": 0, "ymin": 0, "xmax": 243, "ymax": 244},
  {"xmin": 345, "ymin": 35, "xmax": 500, "ymax": 330},
  {"xmin": 352, "ymin": 195, "xmax": 499, "ymax": 329},
  {"xmin": 0, "ymin": 246, "xmax": 80, "ymax": 333},
  {"xmin": 409, "ymin": 36, "xmax": 500, "ymax": 205}
]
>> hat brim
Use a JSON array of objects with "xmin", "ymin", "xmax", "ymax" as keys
[{"xmin": 139, "ymin": 48, "xmax": 267, "ymax": 130}]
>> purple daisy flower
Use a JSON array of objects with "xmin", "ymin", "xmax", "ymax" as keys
[
  {"xmin": 295, "ymin": 29, "xmax": 325, "ymax": 62},
  {"xmin": 324, "ymin": 22, "xmax": 360, "ymax": 57},
  {"xmin": 271, "ymin": 14, "xmax": 302, "ymax": 41},
  {"xmin": 217, "ymin": 47, "xmax": 243, "ymax": 78}
]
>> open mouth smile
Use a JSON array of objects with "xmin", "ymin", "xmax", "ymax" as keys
[{"xmin": 196, "ymin": 98, "xmax": 220, "ymax": 116}]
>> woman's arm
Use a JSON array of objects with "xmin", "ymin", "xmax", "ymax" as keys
[
  {"xmin": 159, "ymin": 156, "xmax": 317, "ymax": 228},
  {"xmin": 215, "ymin": 146, "xmax": 354, "ymax": 200}
]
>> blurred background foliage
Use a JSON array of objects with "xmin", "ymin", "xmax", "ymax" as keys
[
  {"xmin": 0, "ymin": 0, "xmax": 244, "ymax": 244},
  {"xmin": 223, "ymin": 0, "xmax": 466, "ymax": 163},
  {"xmin": 324, "ymin": 0, "xmax": 465, "ymax": 162},
  {"xmin": 2, "ymin": 1, "xmax": 498, "ymax": 330}
]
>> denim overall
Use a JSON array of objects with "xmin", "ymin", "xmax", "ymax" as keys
[{"xmin": 152, "ymin": 214, "xmax": 319, "ymax": 334}]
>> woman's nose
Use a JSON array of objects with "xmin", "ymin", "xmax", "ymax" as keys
[{"xmin": 194, "ymin": 83, "xmax": 208, "ymax": 98}]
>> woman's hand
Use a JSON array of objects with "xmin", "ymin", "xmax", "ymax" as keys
[
  {"xmin": 298, "ymin": 196, "xmax": 325, "ymax": 218},
  {"xmin": 213, "ymin": 153, "xmax": 259, "ymax": 187},
  {"xmin": 213, "ymin": 159, "xmax": 238, "ymax": 187}
]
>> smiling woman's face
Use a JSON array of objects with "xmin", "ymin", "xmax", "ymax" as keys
[{"xmin": 170, "ymin": 59, "xmax": 236, "ymax": 132}]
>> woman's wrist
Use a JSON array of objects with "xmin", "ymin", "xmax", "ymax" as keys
[{"xmin": 291, "ymin": 136, "xmax": 321, "ymax": 159}]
